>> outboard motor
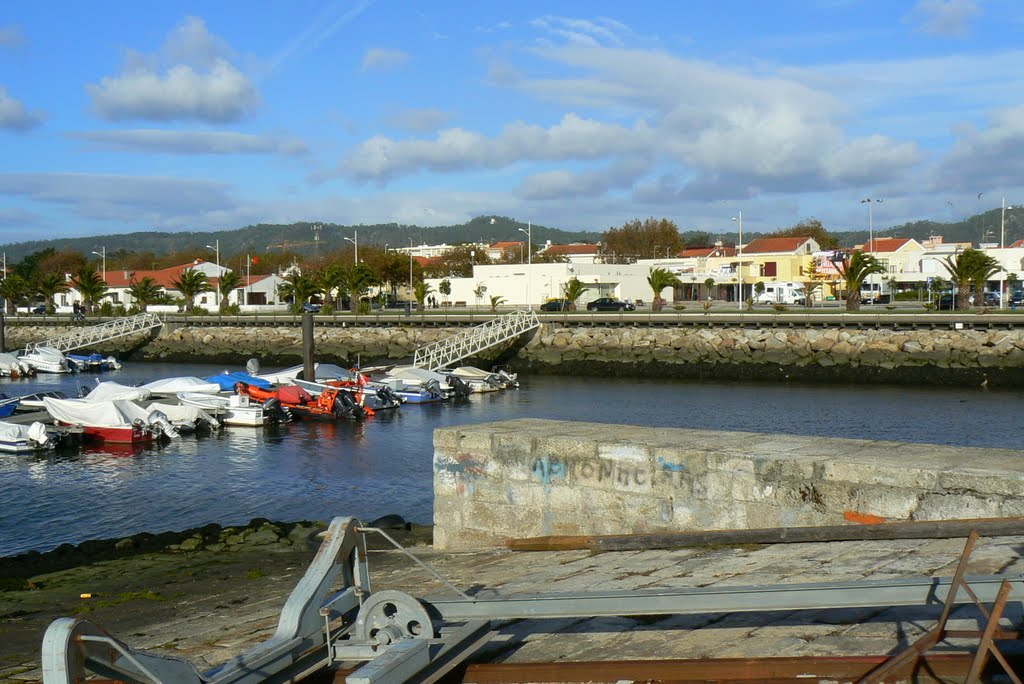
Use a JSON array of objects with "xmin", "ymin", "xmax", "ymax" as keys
[
  {"xmin": 263, "ymin": 397, "xmax": 291, "ymax": 423},
  {"xmin": 246, "ymin": 358, "xmax": 261, "ymax": 376},
  {"xmin": 450, "ymin": 375, "xmax": 472, "ymax": 398},
  {"xmin": 146, "ymin": 410, "xmax": 179, "ymax": 440},
  {"xmin": 424, "ymin": 378, "xmax": 444, "ymax": 398},
  {"xmin": 27, "ymin": 422, "xmax": 49, "ymax": 448},
  {"xmin": 377, "ymin": 385, "xmax": 401, "ymax": 406},
  {"xmin": 496, "ymin": 369, "xmax": 520, "ymax": 388}
]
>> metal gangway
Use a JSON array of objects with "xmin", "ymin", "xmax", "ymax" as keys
[
  {"xmin": 413, "ymin": 309, "xmax": 540, "ymax": 370},
  {"xmin": 23, "ymin": 312, "xmax": 164, "ymax": 353}
]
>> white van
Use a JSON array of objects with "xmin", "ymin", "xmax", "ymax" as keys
[{"xmin": 755, "ymin": 281, "xmax": 806, "ymax": 305}]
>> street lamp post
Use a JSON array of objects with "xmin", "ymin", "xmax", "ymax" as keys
[
  {"xmin": 91, "ymin": 247, "xmax": 106, "ymax": 284},
  {"xmin": 344, "ymin": 231, "xmax": 358, "ymax": 264},
  {"xmin": 731, "ymin": 211, "xmax": 743, "ymax": 309},
  {"xmin": 408, "ymin": 238, "xmax": 413, "ymax": 311},
  {"xmin": 205, "ymin": 239, "xmax": 220, "ymax": 307},
  {"xmin": 518, "ymin": 222, "xmax": 532, "ymax": 309},
  {"xmin": 1001, "ymin": 199, "xmax": 1014, "ymax": 308},
  {"xmin": 861, "ymin": 198, "xmax": 883, "ymax": 302}
]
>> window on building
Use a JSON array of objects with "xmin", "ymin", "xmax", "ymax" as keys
[{"xmin": 761, "ymin": 262, "xmax": 778, "ymax": 277}]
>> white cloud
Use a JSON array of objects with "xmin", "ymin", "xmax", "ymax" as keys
[
  {"xmin": 0, "ymin": 26, "xmax": 23, "ymax": 48},
  {"xmin": 339, "ymin": 114, "xmax": 654, "ymax": 182},
  {"xmin": 934, "ymin": 105, "xmax": 1024, "ymax": 191},
  {"xmin": 0, "ymin": 172, "xmax": 234, "ymax": 226},
  {"xmin": 519, "ymin": 158, "xmax": 652, "ymax": 200},
  {"xmin": 0, "ymin": 86, "xmax": 45, "ymax": 131},
  {"xmin": 383, "ymin": 108, "xmax": 452, "ymax": 133},
  {"xmin": 87, "ymin": 16, "xmax": 258, "ymax": 123},
  {"xmin": 530, "ymin": 16, "xmax": 630, "ymax": 47},
  {"xmin": 69, "ymin": 129, "xmax": 307, "ymax": 155},
  {"xmin": 907, "ymin": 0, "xmax": 983, "ymax": 38},
  {"xmin": 360, "ymin": 48, "xmax": 409, "ymax": 72}
]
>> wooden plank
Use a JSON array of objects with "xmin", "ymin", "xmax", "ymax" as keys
[{"xmin": 507, "ymin": 517, "xmax": 1024, "ymax": 552}]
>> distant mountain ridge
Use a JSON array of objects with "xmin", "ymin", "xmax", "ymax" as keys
[{"xmin": 1, "ymin": 209, "xmax": 1019, "ymax": 261}]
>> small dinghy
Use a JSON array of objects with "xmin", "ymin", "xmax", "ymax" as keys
[
  {"xmin": 43, "ymin": 397, "xmax": 171, "ymax": 444},
  {"xmin": 18, "ymin": 346, "xmax": 73, "ymax": 374},
  {"xmin": 0, "ymin": 421, "xmax": 53, "ymax": 453},
  {"xmin": 235, "ymin": 382, "xmax": 368, "ymax": 420},
  {"xmin": 140, "ymin": 376, "xmax": 221, "ymax": 396},
  {"xmin": 79, "ymin": 380, "xmax": 151, "ymax": 402},
  {"xmin": 0, "ymin": 352, "xmax": 35, "ymax": 378},
  {"xmin": 177, "ymin": 392, "xmax": 286, "ymax": 427}
]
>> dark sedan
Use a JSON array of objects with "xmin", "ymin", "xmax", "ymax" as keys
[
  {"xmin": 586, "ymin": 297, "xmax": 636, "ymax": 312},
  {"xmin": 539, "ymin": 298, "xmax": 573, "ymax": 311}
]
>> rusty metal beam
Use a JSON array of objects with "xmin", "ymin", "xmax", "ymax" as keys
[{"xmin": 461, "ymin": 654, "xmax": 1024, "ymax": 683}]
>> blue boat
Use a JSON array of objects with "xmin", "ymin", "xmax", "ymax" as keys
[
  {"xmin": 67, "ymin": 353, "xmax": 121, "ymax": 372},
  {"xmin": 205, "ymin": 371, "xmax": 273, "ymax": 392},
  {"xmin": 0, "ymin": 395, "xmax": 19, "ymax": 418}
]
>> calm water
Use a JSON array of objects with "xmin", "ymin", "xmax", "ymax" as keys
[{"xmin": 0, "ymin": 362, "xmax": 1019, "ymax": 557}]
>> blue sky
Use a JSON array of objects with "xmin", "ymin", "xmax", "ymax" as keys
[{"xmin": 1, "ymin": 0, "xmax": 1022, "ymax": 243}]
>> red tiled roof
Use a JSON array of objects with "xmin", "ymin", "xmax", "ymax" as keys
[
  {"xmin": 1010, "ymin": 239, "xmax": 1024, "ymax": 248},
  {"xmin": 679, "ymin": 246, "xmax": 736, "ymax": 258},
  {"xmin": 491, "ymin": 241, "xmax": 524, "ymax": 251},
  {"xmin": 741, "ymin": 237, "xmax": 812, "ymax": 254},
  {"xmin": 102, "ymin": 261, "xmax": 210, "ymax": 289},
  {"xmin": 545, "ymin": 243, "xmax": 599, "ymax": 255},
  {"xmin": 861, "ymin": 237, "xmax": 912, "ymax": 253}
]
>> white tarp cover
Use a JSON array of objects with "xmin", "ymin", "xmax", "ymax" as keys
[
  {"xmin": 177, "ymin": 392, "xmax": 230, "ymax": 409},
  {"xmin": 256, "ymin": 364, "xmax": 305, "ymax": 385},
  {"xmin": 450, "ymin": 366, "xmax": 494, "ymax": 380},
  {"xmin": 148, "ymin": 402, "xmax": 217, "ymax": 425},
  {"xmin": 141, "ymin": 377, "xmax": 221, "ymax": 395},
  {"xmin": 43, "ymin": 397, "xmax": 146, "ymax": 427},
  {"xmin": 82, "ymin": 381, "xmax": 152, "ymax": 402},
  {"xmin": 0, "ymin": 353, "xmax": 27, "ymax": 373},
  {"xmin": 387, "ymin": 366, "xmax": 449, "ymax": 385},
  {"xmin": 0, "ymin": 420, "xmax": 48, "ymax": 446}
]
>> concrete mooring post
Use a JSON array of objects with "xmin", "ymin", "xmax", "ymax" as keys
[
  {"xmin": 0, "ymin": 309, "xmax": 5, "ymax": 353},
  {"xmin": 302, "ymin": 312, "xmax": 314, "ymax": 379}
]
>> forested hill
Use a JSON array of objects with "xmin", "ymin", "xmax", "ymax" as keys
[
  {"xmin": 1, "ymin": 207, "xmax": 1019, "ymax": 262},
  {"xmin": 0, "ymin": 216, "xmax": 601, "ymax": 262}
]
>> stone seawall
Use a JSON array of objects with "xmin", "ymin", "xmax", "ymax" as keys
[
  {"xmin": 7, "ymin": 321, "xmax": 1024, "ymax": 384},
  {"xmin": 432, "ymin": 418, "xmax": 1024, "ymax": 550}
]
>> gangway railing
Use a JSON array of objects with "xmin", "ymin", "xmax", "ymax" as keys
[
  {"xmin": 413, "ymin": 309, "xmax": 540, "ymax": 370},
  {"xmin": 23, "ymin": 312, "xmax": 164, "ymax": 353}
]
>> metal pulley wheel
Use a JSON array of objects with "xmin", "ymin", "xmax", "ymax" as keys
[{"xmin": 353, "ymin": 590, "xmax": 433, "ymax": 645}]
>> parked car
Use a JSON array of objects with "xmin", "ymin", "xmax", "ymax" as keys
[
  {"xmin": 302, "ymin": 302, "xmax": 322, "ymax": 313},
  {"xmin": 540, "ymin": 298, "xmax": 573, "ymax": 312},
  {"xmin": 31, "ymin": 304, "xmax": 46, "ymax": 314},
  {"xmin": 936, "ymin": 292, "xmax": 998, "ymax": 309},
  {"xmin": 586, "ymin": 297, "xmax": 636, "ymax": 312}
]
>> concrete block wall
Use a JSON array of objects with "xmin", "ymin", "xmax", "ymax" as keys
[{"xmin": 433, "ymin": 419, "xmax": 1024, "ymax": 550}]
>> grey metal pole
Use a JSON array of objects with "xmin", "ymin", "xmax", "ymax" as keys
[{"xmin": 302, "ymin": 312, "xmax": 314, "ymax": 380}]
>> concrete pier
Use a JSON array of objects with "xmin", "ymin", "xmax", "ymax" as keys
[{"xmin": 433, "ymin": 419, "xmax": 1024, "ymax": 550}]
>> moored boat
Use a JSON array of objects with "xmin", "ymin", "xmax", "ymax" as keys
[
  {"xmin": 0, "ymin": 421, "xmax": 53, "ymax": 453},
  {"xmin": 13, "ymin": 391, "xmax": 68, "ymax": 412},
  {"xmin": 176, "ymin": 392, "xmax": 283, "ymax": 427},
  {"xmin": 67, "ymin": 353, "xmax": 122, "ymax": 372},
  {"xmin": 80, "ymin": 380, "xmax": 151, "ymax": 402},
  {"xmin": 42, "ymin": 397, "xmax": 167, "ymax": 444},
  {"xmin": 0, "ymin": 353, "xmax": 35, "ymax": 378},
  {"xmin": 18, "ymin": 347, "xmax": 73, "ymax": 374},
  {"xmin": 235, "ymin": 382, "xmax": 369, "ymax": 420},
  {"xmin": 140, "ymin": 376, "xmax": 222, "ymax": 396},
  {"xmin": 383, "ymin": 366, "xmax": 471, "ymax": 398}
]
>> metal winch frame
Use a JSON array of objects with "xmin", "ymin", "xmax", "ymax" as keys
[{"xmin": 42, "ymin": 516, "xmax": 1024, "ymax": 684}]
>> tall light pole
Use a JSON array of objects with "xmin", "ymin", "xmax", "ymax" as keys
[
  {"xmin": 344, "ymin": 230, "xmax": 358, "ymax": 264},
  {"xmin": 312, "ymin": 223, "xmax": 322, "ymax": 261},
  {"xmin": 205, "ymin": 239, "xmax": 220, "ymax": 307},
  {"xmin": 518, "ymin": 221, "xmax": 532, "ymax": 309},
  {"xmin": 91, "ymin": 247, "xmax": 106, "ymax": 284},
  {"xmin": 1001, "ymin": 198, "xmax": 1014, "ymax": 309},
  {"xmin": 861, "ymin": 198, "xmax": 883, "ymax": 301},
  {"xmin": 731, "ymin": 211, "xmax": 743, "ymax": 310}
]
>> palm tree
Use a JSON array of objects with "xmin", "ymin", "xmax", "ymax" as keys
[
  {"xmin": 277, "ymin": 272, "xmax": 320, "ymax": 313},
  {"xmin": 942, "ymin": 249, "xmax": 1000, "ymax": 309},
  {"xmin": 36, "ymin": 273, "xmax": 68, "ymax": 314},
  {"xmin": 318, "ymin": 263, "xmax": 348, "ymax": 309},
  {"xmin": 126, "ymin": 276, "xmax": 163, "ymax": 312},
  {"xmin": 171, "ymin": 269, "xmax": 213, "ymax": 313},
  {"xmin": 647, "ymin": 267, "xmax": 682, "ymax": 312},
  {"xmin": 561, "ymin": 278, "xmax": 589, "ymax": 311},
  {"xmin": 217, "ymin": 271, "xmax": 243, "ymax": 310},
  {"xmin": 489, "ymin": 294, "xmax": 505, "ymax": 312},
  {"xmin": 71, "ymin": 267, "xmax": 108, "ymax": 314},
  {"xmin": 0, "ymin": 274, "xmax": 30, "ymax": 315},
  {"xmin": 703, "ymin": 277, "xmax": 716, "ymax": 301},
  {"xmin": 439, "ymin": 279, "xmax": 452, "ymax": 308},
  {"xmin": 832, "ymin": 251, "xmax": 885, "ymax": 311},
  {"xmin": 413, "ymin": 282, "xmax": 433, "ymax": 311},
  {"xmin": 339, "ymin": 263, "xmax": 378, "ymax": 313}
]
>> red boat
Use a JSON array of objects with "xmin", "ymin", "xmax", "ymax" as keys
[
  {"xmin": 234, "ymin": 382, "xmax": 370, "ymax": 419},
  {"xmin": 42, "ymin": 397, "xmax": 163, "ymax": 444}
]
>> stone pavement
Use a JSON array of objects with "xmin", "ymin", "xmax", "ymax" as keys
[{"xmin": 5, "ymin": 528, "xmax": 1022, "ymax": 682}]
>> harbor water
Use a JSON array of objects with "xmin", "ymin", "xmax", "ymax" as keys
[{"xmin": 0, "ymin": 362, "xmax": 1020, "ymax": 557}]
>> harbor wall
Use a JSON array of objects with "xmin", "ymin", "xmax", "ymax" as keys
[
  {"xmin": 6, "ymin": 321, "xmax": 1024, "ymax": 384},
  {"xmin": 432, "ymin": 418, "xmax": 1024, "ymax": 550}
]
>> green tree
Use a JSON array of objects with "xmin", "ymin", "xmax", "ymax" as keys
[
  {"xmin": 413, "ymin": 282, "xmax": 433, "ymax": 311},
  {"xmin": 70, "ymin": 267, "xmax": 108, "ymax": 314},
  {"xmin": 561, "ymin": 278, "xmax": 589, "ymax": 311},
  {"xmin": 832, "ymin": 251, "xmax": 886, "ymax": 311},
  {"xmin": 439, "ymin": 279, "xmax": 452, "ymax": 308},
  {"xmin": 0, "ymin": 274, "xmax": 31, "ymax": 315},
  {"xmin": 647, "ymin": 267, "xmax": 683, "ymax": 312},
  {"xmin": 277, "ymin": 272, "xmax": 321, "ymax": 314},
  {"xmin": 473, "ymin": 283, "xmax": 487, "ymax": 308},
  {"xmin": 338, "ymin": 263, "xmax": 379, "ymax": 312},
  {"xmin": 754, "ymin": 281, "xmax": 766, "ymax": 298},
  {"xmin": 425, "ymin": 244, "xmax": 490, "ymax": 278},
  {"xmin": 36, "ymin": 273, "xmax": 69, "ymax": 314},
  {"xmin": 217, "ymin": 271, "xmax": 243, "ymax": 310},
  {"xmin": 941, "ymin": 248, "xmax": 1000, "ymax": 309},
  {"xmin": 763, "ymin": 218, "xmax": 839, "ymax": 250},
  {"xmin": 126, "ymin": 276, "xmax": 163, "ymax": 312},
  {"xmin": 171, "ymin": 269, "xmax": 213, "ymax": 313},
  {"xmin": 601, "ymin": 217, "xmax": 682, "ymax": 262},
  {"xmin": 704, "ymin": 277, "xmax": 716, "ymax": 300},
  {"xmin": 489, "ymin": 294, "xmax": 505, "ymax": 312}
]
